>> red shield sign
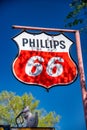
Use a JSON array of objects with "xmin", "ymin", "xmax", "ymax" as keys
[{"xmin": 12, "ymin": 31, "xmax": 78, "ymax": 89}]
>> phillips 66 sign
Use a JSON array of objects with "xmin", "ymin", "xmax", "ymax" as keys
[{"xmin": 12, "ymin": 31, "xmax": 78, "ymax": 89}]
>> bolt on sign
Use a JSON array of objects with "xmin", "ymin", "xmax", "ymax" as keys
[{"xmin": 12, "ymin": 31, "xmax": 78, "ymax": 89}]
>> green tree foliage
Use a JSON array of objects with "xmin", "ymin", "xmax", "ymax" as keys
[
  {"xmin": 65, "ymin": 0, "xmax": 87, "ymax": 32},
  {"xmin": 0, "ymin": 91, "xmax": 60, "ymax": 127}
]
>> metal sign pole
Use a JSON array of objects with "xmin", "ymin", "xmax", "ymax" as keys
[
  {"xmin": 12, "ymin": 25, "xmax": 87, "ymax": 129},
  {"xmin": 75, "ymin": 30, "xmax": 87, "ymax": 128},
  {"xmin": 12, "ymin": 25, "xmax": 76, "ymax": 33}
]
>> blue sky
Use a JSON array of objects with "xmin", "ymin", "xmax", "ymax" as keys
[{"xmin": 0, "ymin": 0, "xmax": 87, "ymax": 130}]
